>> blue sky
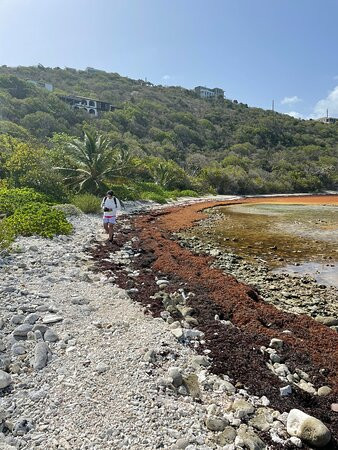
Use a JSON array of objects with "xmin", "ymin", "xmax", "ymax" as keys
[{"xmin": 0, "ymin": 0, "xmax": 337, "ymax": 119}]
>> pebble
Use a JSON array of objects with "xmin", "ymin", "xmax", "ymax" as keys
[
  {"xmin": 280, "ymin": 385, "xmax": 292, "ymax": 396},
  {"xmin": 33, "ymin": 342, "xmax": 50, "ymax": 370},
  {"xmin": 0, "ymin": 369, "xmax": 12, "ymax": 388},
  {"xmin": 44, "ymin": 328, "xmax": 59, "ymax": 342},
  {"xmin": 12, "ymin": 324, "xmax": 33, "ymax": 338},
  {"xmin": 317, "ymin": 386, "xmax": 332, "ymax": 396},
  {"xmin": 42, "ymin": 314, "xmax": 63, "ymax": 324}
]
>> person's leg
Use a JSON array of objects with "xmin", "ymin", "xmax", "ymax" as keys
[
  {"xmin": 103, "ymin": 220, "xmax": 109, "ymax": 234},
  {"xmin": 108, "ymin": 223, "xmax": 114, "ymax": 241}
]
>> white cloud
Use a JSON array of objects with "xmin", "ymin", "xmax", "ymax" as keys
[
  {"xmin": 162, "ymin": 75, "xmax": 170, "ymax": 81},
  {"xmin": 311, "ymin": 85, "xmax": 338, "ymax": 119},
  {"xmin": 285, "ymin": 111, "xmax": 302, "ymax": 119},
  {"xmin": 281, "ymin": 95, "xmax": 302, "ymax": 105}
]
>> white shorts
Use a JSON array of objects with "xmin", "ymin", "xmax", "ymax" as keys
[{"xmin": 103, "ymin": 216, "xmax": 116, "ymax": 224}]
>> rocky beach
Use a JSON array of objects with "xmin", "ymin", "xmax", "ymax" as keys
[{"xmin": 0, "ymin": 196, "xmax": 337, "ymax": 449}]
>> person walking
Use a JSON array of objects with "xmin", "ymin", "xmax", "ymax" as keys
[{"xmin": 101, "ymin": 190, "xmax": 122, "ymax": 243}]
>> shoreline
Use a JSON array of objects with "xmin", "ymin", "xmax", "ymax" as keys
[
  {"xmin": 0, "ymin": 194, "xmax": 337, "ymax": 449},
  {"xmin": 91, "ymin": 196, "xmax": 338, "ymax": 448}
]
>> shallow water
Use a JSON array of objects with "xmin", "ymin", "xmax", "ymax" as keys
[{"xmin": 203, "ymin": 203, "xmax": 338, "ymax": 287}]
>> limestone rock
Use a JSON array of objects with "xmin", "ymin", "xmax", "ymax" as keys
[
  {"xmin": 315, "ymin": 316, "xmax": 338, "ymax": 327},
  {"xmin": 232, "ymin": 398, "xmax": 255, "ymax": 418},
  {"xmin": 171, "ymin": 328, "xmax": 184, "ymax": 340},
  {"xmin": 24, "ymin": 313, "xmax": 40, "ymax": 324},
  {"xmin": 183, "ymin": 373, "xmax": 201, "ymax": 399},
  {"xmin": 249, "ymin": 408, "xmax": 274, "ymax": 431},
  {"xmin": 44, "ymin": 328, "xmax": 59, "ymax": 342},
  {"xmin": 297, "ymin": 380, "xmax": 316, "ymax": 395},
  {"xmin": 287, "ymin": 409, "xmax": 331, "ymax": 448},
  {"xmin": 42, "ymin": 314, "xmax": 63, "ymax": 324},
  {"xmin": 191, "ymin": 355, "xmax": 210, "ymax": 369},
  {"xmin": 33, "ymin": 342, "xmax": 50, "ymax": 370},
  {"xmin": 280, "ymin": 385, "xmax": 292, "ymax": 396},
  {"xmin": 205, "ymin": 416, "xmax": 228, "ymax": 432},
  {"xmin": 0, "ymin": 370, "xmax": 11, "ymax": 389},
  {"xmin": 236, "ymin": 427, "xmax": 266, "ymax": 450},
  {"xmin": 317, "ymin": 386, "xmax": 332, "ymax": 396},
  {"xmin": 13, "ymin": 323, "xmax": 33, "ymax": 339},
  {"xmin": 269, "ymin": 338, "xmax": 283, "ymax": 349},
  {"xmin": 215, "ymin": 426, "xmax": 237, "ymax": 445},
  {"xmin": 168, "ymin": 367, "xmax": 183, "ymax": 387}
]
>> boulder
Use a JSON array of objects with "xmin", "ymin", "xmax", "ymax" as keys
[
  {"xmin": 287, "ymin": 409, "xmax": 331, "ymax": 448},
  {"xmin": 215, "ymin": 426, "xmax": 237, "ymax": 445},
  {"xmin": 236, "ymin": 427, "xmax": 266, "ymax": 449},
  {"xmin": 317, "ymin": 386, "xmax": 332, "ymax": 397},
  {"xmin": 205, "ymin": 416, "xmax": 228, "ymax": 432},
  {"xmin": 232, "ymin": 398, "xmax": 255, "ymax": 418},
  {"xmin": 315, "ymin": 316, "xmax": 338, "ymax": 327}
]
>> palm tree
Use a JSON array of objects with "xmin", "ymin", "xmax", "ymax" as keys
[{"xmin": 55, "ymin": 130, "xmax": 131, "ymax": 193}]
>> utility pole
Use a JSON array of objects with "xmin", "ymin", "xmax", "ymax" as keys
[{"xmin": 272, "ymin": 99, "xmax": 275, "ymax": 112}]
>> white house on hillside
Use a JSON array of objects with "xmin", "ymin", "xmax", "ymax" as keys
[{"xmin": 194, "ymin": 86, "xmax": 224, "ymax": 99}]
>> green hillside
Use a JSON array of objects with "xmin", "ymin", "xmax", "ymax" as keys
[{"xmin": 0, "ymin": 64, "xmax": 337, "ymax": 196}]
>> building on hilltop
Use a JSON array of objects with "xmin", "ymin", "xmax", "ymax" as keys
[
  {"xmin": 27, "ymin": 80, "xmax": 53, "ymax": 92},
  {"xmin": 194, "ymin": 86, "xmax": 224, "ymax": 99},
  {"xmin": 316, "ymin": 109, "xmax": 337, "ymax": 124},
  {"xmin": 58, "ymin": 94, "xmax": 118, "ymax": 116},
  {"xmin": 316, "ymin": 116, "xmax": 338, "ymax": 124}
]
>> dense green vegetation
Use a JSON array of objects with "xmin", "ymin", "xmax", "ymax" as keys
[
  {"xmin": 0, "ymin": 187, "xmax": 72, "ymax": 249},
  {"xmin": 0, "ymin": 64, "xmax": 337, "ymax": 200}
]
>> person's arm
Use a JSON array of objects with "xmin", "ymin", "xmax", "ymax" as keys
[{"xmin": 116, "ymin": 198, "xmax": 122, "ymax": 210}]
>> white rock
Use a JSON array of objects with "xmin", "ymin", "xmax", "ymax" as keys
[
  {"xmin": 269, "ymin": 338, "xmax": 283, "ymax": 349},
  {"xmin": 287, "ymin": 409, "xmax": 331, "ymax": 448},
  {"xmin": 289, "ymin": 436, "xmax": 303, "ymax": 448},
  {"xmin": 280, "ymin": 385, "xmax": 292, "ymax": 396},
  {"xmin": 42, "ymin": 314, "xmax": 63, "ymax": 324},
  {"xmin": 0, "ymin": 370, "xmax": 11, "ymax": 389}
]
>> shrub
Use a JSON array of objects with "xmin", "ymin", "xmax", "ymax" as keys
[
  {"xmin": 108, "ymin": 184, "xmax": 140, "ymax": 200},
  {"xmin": 0, "ymin": 187, "xmax": 49, "ymax": 216},
  {"xmin": 140, "ymin": 192, "xmax": 167, "ymax": 204},
  {"xmin": 4, "ymin": 203, "xmax": 72, "ymax": 238},
  {"xmin": 176, "ymin": 189, "xmax": 199, "ymax": 197},
  {"xmin": 136, "ymin": 181, "xmax": 166, "ymax": 196},
  {"xmin": 52, "ymin": 204, "xmax": 84, "ymax": 217},
  {"xmin": 71, "ymin": 194, "xmax": 101, "ymax": 214},
  {"xmin": 0, "ymin": 220, "xmax": 15, "ymax": 250}
]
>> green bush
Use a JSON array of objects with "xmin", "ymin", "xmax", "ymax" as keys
[
  {"xmin": 108, "ymin": 184, "xmax": 140, "ymax": 200},
  {"xmin": 4, "ymin": 203, "xmax": 72, "ymax": 238},
  {"xmin": 0, "ymin": 220, "xmax": 15, "ymax": 250},
  {"xmin": 176, "ymin": 189, "xmax": 199, "ymax": 197},
  {"xmin": 71, "ymin": 194, "xmax": 101, "ymax": 214},
  {"xmin": 0, "ymin": 187, "xmax": 49, "ymax": 216},
  {"xmin": 136, "ymin": 182, "xmax": 166, "ymax": 196},
  {"xmin": 140, "ymin": 192, "xmax": 167, "ymax": 203}
]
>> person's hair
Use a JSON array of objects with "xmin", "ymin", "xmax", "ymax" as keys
[{"xmin": 106, "ymin": 190, "xmax": 114, "ymax": 196}]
